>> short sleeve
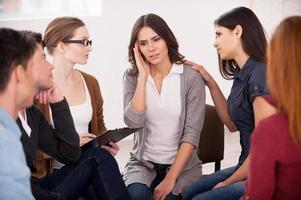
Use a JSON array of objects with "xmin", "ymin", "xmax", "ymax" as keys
[{"xmin": 248, "ymin": 64, "xmax": 268, "ymax": 103}]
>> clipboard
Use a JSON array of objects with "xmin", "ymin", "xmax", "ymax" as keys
[{"xmin": 81, "ymin": 127, "xmax": 141, "ymax": 151}]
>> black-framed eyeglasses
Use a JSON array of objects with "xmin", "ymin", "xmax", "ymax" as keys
[{"xmin": 63, "ymin": 39, "xmax": 92, "ymax": 47}]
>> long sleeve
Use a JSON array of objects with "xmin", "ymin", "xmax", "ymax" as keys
[
  {"xmin": 37, "ymin": 98, "xmax": 81, "ymax": 164},
  {"xmin": 123, "ymin": 71, "xmax": 147, "ymax": 128},
  {"xmin": 20, "ymin": 98, "xmax": 81, "ymax": 168},
  {"xmin": 180, "ymin": 68, "xmax": 206, "ymax": 148}
]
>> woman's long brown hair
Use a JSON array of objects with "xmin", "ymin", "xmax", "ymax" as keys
[{"xmin": 267, "ymin": 16, "xmax": 301, "ymax": 145}]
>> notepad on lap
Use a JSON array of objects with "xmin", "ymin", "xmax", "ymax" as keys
[{"xmin": 81, "ymin": 127, "xmax": 141, "ymax": 151}]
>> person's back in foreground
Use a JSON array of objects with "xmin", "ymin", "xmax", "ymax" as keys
[
  {"xmin": 0, "ymin": 28, "xmax": 36, "ymax": 199},
  {"xmin": 242, "ymin": 15, "xmax": 301, "ymax": 200}
]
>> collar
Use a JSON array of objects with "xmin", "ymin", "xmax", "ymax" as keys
[
  {"xmin": 18, "ymin": 111, "xmax": 31, "ymax": 137},
  {"xmin": 147, "ymin": 63, "xmax": 183, "ymax": 85},
  {"xmin": 234, "ymin": 58, "xmax": 256, "ymax": 81},
  {"xmin": 169, "ymin": 63, "xmax": 184, "ymax": 74}
]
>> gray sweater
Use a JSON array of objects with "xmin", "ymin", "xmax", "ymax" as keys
[{"xmin": 122, "ymin": 65, "xmax": 206, "ymax": 195}]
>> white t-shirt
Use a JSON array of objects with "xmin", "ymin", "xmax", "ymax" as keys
[
  {"xmin": 52, "ymin": 74, "xmax": 93, "ymax": 169},
  {"xmin": 142, "ymin": 63, "xmax": 182, "ymax": 164}
]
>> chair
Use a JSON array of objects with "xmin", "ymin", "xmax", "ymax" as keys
[{"xmin": 198, "ymin": 104, "xmax": 224, "ymax": 172}]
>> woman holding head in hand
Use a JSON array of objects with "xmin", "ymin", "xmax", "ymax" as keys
[
  {"xmin": 122, "ymin": 13, "xmax": 206, "ymax": 200},
  {"xmin": 183, "ymin": 7, "xmax": 268, "ymax": 200}
]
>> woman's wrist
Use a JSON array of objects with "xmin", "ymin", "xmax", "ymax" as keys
[
  {"xmin": 222, "ymin": 178, "xmax": 233, "ymax": 185},
  {"xmin": 137, "ymin": 74, "xmax": 148, "ymax": 82},
  {"xmin": 165, "ymin": 172, "xmax": 177, "ymax": 184}
]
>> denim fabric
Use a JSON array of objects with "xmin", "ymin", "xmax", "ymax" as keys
[
  {"xmin": 191, "ymin": 181, "xmax": 245, "ymax": 200},
  {"xmin": 182, "ymin": 167, "xmax": 245, "ymax": 200},
  {"xmin": 0, "ymin": 108, "xmax": 34, "ymax": 200},
  {"xmin": 34, "ymin": 147, "xmax": 130, "ymax": 200},
  {"xmin": 127, "ymin": 183, "xmax": 152, "ymax": 200},
  {"xmin": 227, "ymin": 58, "xmax": 267, "ymax": 165},
  {"xmin": 127, "ymin": 162, "xmax": 182, "ymax": 200}
]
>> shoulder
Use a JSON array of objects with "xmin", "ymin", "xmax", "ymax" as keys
[
  {"xmin": 78, "ymin": 70, "xmax": 98, "ymax": 82},
  {"xmin": 0, "ymin": 127, "xmax": 19, "ymax": 148},
  {"xmin": 123, "ymin": 68, "xmax": 138, "ymax": 84},
  {"xmin": 77, "ymin": 70, "xmax": 99, "ymax": 88},
  {"xmin": 249, "ymin": 60, "xmax": 266, "ymax": 79},
  {"xmin": 247, "ymin": 60, "xmax": 268, "ymax": 97},
  {"xmin": 0, "ymin": 126, "xmax": 10, "ymax": 144},
  {"xmin": 183, "ymin": 64, "xmax": 205, "ymax": 86},
  {"xmin": 183, "ymin": 64, "xmax": 200, "ymax": 77}
]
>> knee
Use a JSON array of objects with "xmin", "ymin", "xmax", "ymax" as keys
[
  {"xmin": 127, "ymin": 183, "xmax": 152, "ymax": 200},
  {"xmin": 85, "ymin": 147, "xmax": 117, "ymax": 165},
  {"xmin": 182, "ymin": 187, "xmax": 197, "ymax": 200}
]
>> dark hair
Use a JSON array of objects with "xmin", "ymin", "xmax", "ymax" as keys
[
  {"xmin": 128, "ymin": 13, "xmax": 185, "ymax": 75},
  {"xmin": 0, "ymin": 28, "xmax": 36, "ymax": 92},
  {"xmin": 215, "ymin": 7, "xmax": 267, "ymax": 80},
  {"xmin": 20, "ymin": 30, "xmax": 44, "ymax": 47},
  {"xmin": 44, "ymin": 17, "xmax": 85, "ymax": 55}
]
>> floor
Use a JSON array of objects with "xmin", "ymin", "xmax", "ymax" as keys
[{"xmin": 115, "ymin": 130, "xmax": 241, "ymax": 175}]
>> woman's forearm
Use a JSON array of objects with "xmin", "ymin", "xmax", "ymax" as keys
[
  {"xmin": 165, "ymin": 142, "xmax": 195, "ymax": 182},
  {"xmin": 209, "ymin": 82, "xmax": 237, "ymax": 132},
  {"xmin": 224, "ymin": 156, "xmax": 249, "ymax": 185},
  {"xmin": 131, "ymin": 76, "xmax": 147, "ymax": 112}
]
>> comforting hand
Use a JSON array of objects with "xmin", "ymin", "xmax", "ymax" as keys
[
  {"xmin": 153, "ymin": 177, "xmax": 176, "ymax": 200},
  {"xmin": 79, "ymin": 133, "xmax": 96, "ymax": 146},
  {"xmin": 134, "ymin": 42, "xmax": 150, "ymax": 78},
  {"xmin": 101, "ymin": 142, "xmax": 120, "ymax": 156},
  {"xmin": 184, "ymin": 60, "xmax": 215, "ymax": 88},
  {"xmin": 35, "ymin": 83, "xmax": 63, "ymax": 104},
  {"xmin": 213, "ymin": 181, "xmax": 228, "ymax": 189}
]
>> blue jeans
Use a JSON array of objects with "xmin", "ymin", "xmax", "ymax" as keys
[
  {"xmin": 33, "ymin": 147, "xmax": 130, "ymax": 200},
  {"xmin": 182, "ymin": 166, "xmax": 245, "ymax": 200},
  {"xmin": 127, "ymin": 162, "xmax": 182, "ymax": 200}
]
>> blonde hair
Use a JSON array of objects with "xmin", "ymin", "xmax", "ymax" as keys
[
  {"xmin": 267, "ymin": 16, "xmax": 301, "ymax": 145},
  {"xmin": 44, "ymin": 17, "xmax": 85, "ymax": 55}
]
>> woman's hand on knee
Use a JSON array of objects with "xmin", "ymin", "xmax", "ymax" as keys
[
  {"xmin": 213, "ymin": 181, "xmax": 228, "ymax": 189},
  {"xmin": 153, "ymin": 177, "xmax": 176, "ymax": 200}
]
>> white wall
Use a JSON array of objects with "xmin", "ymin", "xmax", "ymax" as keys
[{"xmin": 1, "ymin": 0, "xmax": 300, "ymax": 129}]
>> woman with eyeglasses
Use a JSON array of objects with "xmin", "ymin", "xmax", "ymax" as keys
[
  {"xmin": 43, "ymin": 17, "xmax": 120, "ymax": 162},
  {"xmin": 36, "ymin": 17, "xmax": 130, "ymax": 199}
]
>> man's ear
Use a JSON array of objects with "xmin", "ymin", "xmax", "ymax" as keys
[
  {"xmin": 234, "ymin": 25, "xmax": 243, "ymax": 38},
  {"xmin": 14, "ymin": 64, "xmax": 26, "ymax": 83}
]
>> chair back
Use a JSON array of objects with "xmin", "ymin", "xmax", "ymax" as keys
[{"xmin": 198, "ymin": 104, "xmax": 224, "ymax": 171}]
